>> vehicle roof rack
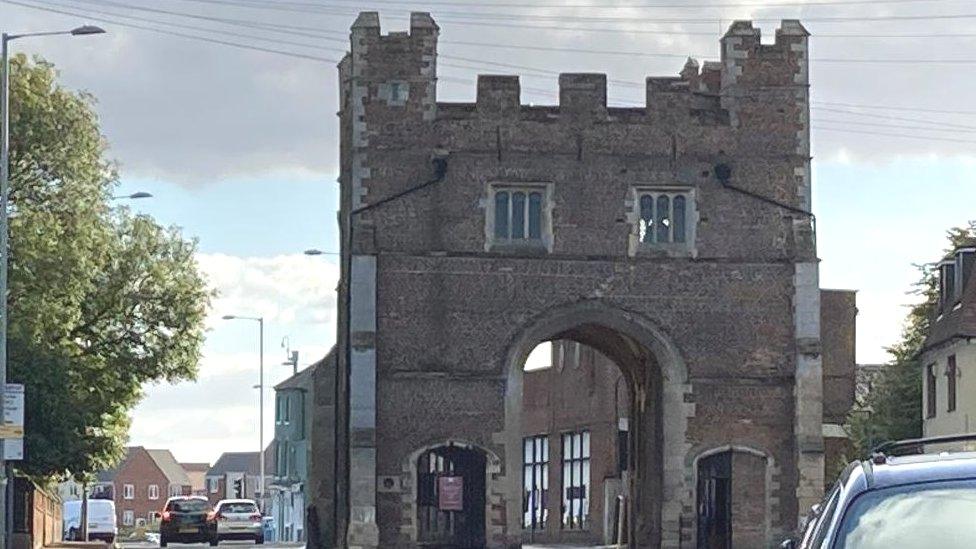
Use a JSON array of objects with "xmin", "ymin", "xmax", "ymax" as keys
[{"xmin": 871, "ymin": 433, "xmax": 976, "ymax": 456}]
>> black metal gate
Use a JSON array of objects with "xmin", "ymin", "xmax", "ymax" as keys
[
  {"xmin": 697, "ymin": 451, "xmax": 732, "ymax": 549},
  {"xmin": 417, "ymin": 445, "xmax": 487, "ymax": 548}
]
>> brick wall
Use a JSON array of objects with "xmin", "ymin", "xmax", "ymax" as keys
[{"xmin": 113, "ymin": 448, "xmax": 173, "ymax": 526}]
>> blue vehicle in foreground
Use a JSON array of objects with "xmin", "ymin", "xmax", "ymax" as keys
[{"xmin": 782, "ymin": 433, "xmax": 976, "ymax": 549}]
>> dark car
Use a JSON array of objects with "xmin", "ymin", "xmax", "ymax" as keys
[
  {"xmin": 158, "ymin": 496, "xmax": 214, "ymax": 547},
  {"xmin": 782, "ymin": 433, "xmax": 976, "ymax": 549}
]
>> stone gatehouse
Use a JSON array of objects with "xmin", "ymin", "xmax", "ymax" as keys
[{"xmin": 309, "ymin": 12, "xmax": 842, "ymax": 549}]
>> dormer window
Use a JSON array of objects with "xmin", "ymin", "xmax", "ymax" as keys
[
  {"xmin": 955, "ymin": 247, "xmax": 975, "ymax": 301},
  {"xmin": 940, "ymin": 260, "xmax": 956, "ymax": 308}
]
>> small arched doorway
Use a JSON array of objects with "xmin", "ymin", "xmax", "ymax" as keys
[{"xmin": 416, "ymin": 445, "xmax": 487, "ymax": 548}]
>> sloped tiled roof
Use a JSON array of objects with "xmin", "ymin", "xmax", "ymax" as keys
[
  {"xmin": 147, "ymin": 449, "xmax": 192, "ymax": 485},
  {"xmin": 207, "ymin": 444, "xmax": 276, "ymax": 477},
  {"xmin": 924, "ymin": 246, "xmax": 976, "ymax": 352},
  {"xmin": 180, "ymin": 463, "xmax": 211, "ymax": 473},
  {"xmin": 274, "ymin": 349, "xmax": 334, "ymax": 391}
]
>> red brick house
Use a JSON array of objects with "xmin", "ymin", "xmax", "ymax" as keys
[{"xmin": 94, "ymin": 447, "xmax": 191, "ymax": 527}]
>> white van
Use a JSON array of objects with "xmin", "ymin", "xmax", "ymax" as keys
[{"xmin": 63, "ymin": 499, "xmax": 118, "ymax": 543}]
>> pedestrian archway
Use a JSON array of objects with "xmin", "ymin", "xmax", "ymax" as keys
[{"xmin": 503, "ymin": 301, "xmax": 692, "ymax": 548}]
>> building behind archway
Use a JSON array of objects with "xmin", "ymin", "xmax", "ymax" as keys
[{"xmin": 307, "ymin": 12, "xmax": 859, "ymax": 549}]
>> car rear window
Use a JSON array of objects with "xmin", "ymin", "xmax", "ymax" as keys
[
  {"xmin": 219, "ymin": 502, "xmax": 258, "ymax": 514},
  {"xmin": 167, "ymin": 499, "xmax": 210, "ymax": 513},
  {"xmin": 833, "ymin": 480, "xmax": 976, "ymax": 549}
]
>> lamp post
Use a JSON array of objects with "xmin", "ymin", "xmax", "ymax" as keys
[
  {"xmin": 1, "ymin": 24, "xmax": 105, "ymax": 548},
  {"xmin": 223, "ymin": 315, "xmax": 266, "ymax": 510}
]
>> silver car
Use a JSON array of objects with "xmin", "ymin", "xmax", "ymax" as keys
[{"xmin": 210, "ymin": 499, "xmax": 264, "ymax": 545}]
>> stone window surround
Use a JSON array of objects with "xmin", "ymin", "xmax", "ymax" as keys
[
  {"xmin": 484, "ymin": 182, "xmax": 555, "ymax": 253},
  {"xmin": 628, "ymin": 186, "xmax": 698, "ymax": 258}
]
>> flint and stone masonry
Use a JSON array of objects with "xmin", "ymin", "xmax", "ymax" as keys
[{"xmin": 309, "ymin": 12, "xmax": 830, "ymax": 549}]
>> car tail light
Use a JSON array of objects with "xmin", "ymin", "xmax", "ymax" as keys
[
  {"xmin": 206, "ymin": 511, "xmax": 216, "ymax": 521},
  {"xmin": 161, "ymin": 511, "xmax": 172, "ymax": 522},
  {"xmin": 249, "ymin": 514, "xmax": 262, "ymax": 522}
]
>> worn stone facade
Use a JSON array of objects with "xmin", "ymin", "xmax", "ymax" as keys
[{"xmin": 311, "ymin": 11, "xmax": 832, "ymax": 549}]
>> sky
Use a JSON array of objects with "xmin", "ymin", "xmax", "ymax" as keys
[{"xmin": 3, "ymin": 0, "xmax": 975, "ymax": 464}]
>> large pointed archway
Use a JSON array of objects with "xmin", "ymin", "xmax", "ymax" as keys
[{"xmin": 502, "ymin": 301, "xmax": 693, "ymax": 548}]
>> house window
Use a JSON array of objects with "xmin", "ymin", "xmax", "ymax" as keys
[
  {"xmin": 123, "ymin": 484, "xmax": 134, "ymax": 500},
  {"xmin": 488, "ymin": 184, "xmax": 550, "ymax": 248},
  {"xmin": 277, "ymin": 442, "xmax": 287, "ymax": 477},
  {"xmin": 297, "ymin": 392, "xmax": 306, "ymax": 439},
  {"xmin": 926, "ymin": 364, "xmax": 937, "ymax": 419},
  {"xmin": 207, "ymin": 478, "xmax": 218, "ymax": 494},
  {"xmin": 635, "ymin": 188, "xmax": 694, "ymax": 247},
  {"xmin": 561, "ymin": 431, "xmax": 590, "ymax": 530},
  {"xmin": 122, "ymin": 511, "xmax": 134, "ymax": 526},
  {"xmin": 947, "ymin": 355, "xmax": 958, "ymax": 412},
  {"xmin": 148, "ymin": 485, "xmax": 159, "ymax": 500},
  {"xmin": 275, "ymin": 395, "xmax": 282, "ymax": 424},
  {"xmin": 522, "ymin": 435, "xmax": 549, "ymax": 531},
  {"xmin": 169, "ymin": 485, "xmax": 182, "ymax": 497},
  {"xmin": 284, "ymin": 394, "xmax": 291, "ymax": 424},
  {"xmin": 148, "ymin": 511, "xmax": 157, "ymax": 524}
]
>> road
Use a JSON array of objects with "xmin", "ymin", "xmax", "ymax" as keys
[{"xmin": 121, "ymin": 543, "xmax": 302, "ymax": 549}]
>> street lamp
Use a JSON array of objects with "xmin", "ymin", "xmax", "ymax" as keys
[
  {"xmin": 222, "ymin": 314, "xmax": 266, "ymax": 509},
  {"xmin": 111, "ymin": 191, "xmax": 153, "ymax": 200},
  {"xmin": 1, "ymin": 24, "xmax": 105, "ymax": 547}
]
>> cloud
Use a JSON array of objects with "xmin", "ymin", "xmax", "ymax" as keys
[
  {"xmin": 8, "ymin": 1, "xmax": 976, "ymax": 185},
  {"xmin": 199, "ymin": 252, "xmax": 339, "ymax": 328}
]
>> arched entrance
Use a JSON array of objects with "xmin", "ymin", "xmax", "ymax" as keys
[
  {"xmin": 416, "ymin": 445, "xmax": 487, "ymax": 548},
  {"xmin": 503, "ymin": 301, "xmax": 691, "ymax": 548}
]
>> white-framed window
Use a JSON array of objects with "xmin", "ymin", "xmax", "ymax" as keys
[
  {"xmin": 123, "ymin": 484, "xmax": 134, "ymax": 500},
  {"xmin": 561, "ymin": 431, "xmax": 590, "ymax": 530},
  {"xmin": 208, "ymin": 477, "xmax": 219, "ymax": 494},
  {"xmin": 523, "ymin": 435, "xmax": 549, "ymax": 531},
  {"xmin": 487, "ymin": 183, "xmax": 552, "ymax": 249},
  {"xmin": 122, "ymin": 510, "xmax": 134, "ymax": 526},
  {"xmin": 148, "ymin": 511, "xmax": 158, "ymax": 524},
  {"xmin": 633, "ymin": 187, "xmax": 695, "ymax": 249},
  {"xmin": 169, "ymin": 485, "xmax": 182, "ymax": 497},
  {"xmin": 148, "ymin": 484, "xmax": 159, "ymax": 500}
]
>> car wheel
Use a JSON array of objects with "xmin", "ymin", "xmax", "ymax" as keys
[{"xmin": 159, "ymin": 536, "xmax": 168, "ymax": 547}]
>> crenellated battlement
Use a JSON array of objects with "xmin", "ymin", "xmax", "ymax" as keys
[{"xmin": 341, "ymin": 13, "xmax": 807, "ymax": 124}]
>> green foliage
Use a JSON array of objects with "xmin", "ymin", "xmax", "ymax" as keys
[
  {"xmin": 845, "ymin": 221, "xmax": 976, "ymax": 458},
  {"xmin": 6, "ymin": 55, "xmax": 210, "ymax": 478}
]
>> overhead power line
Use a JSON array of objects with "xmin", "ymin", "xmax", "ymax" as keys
[
  {"xmin": 812, "ymin": 126, "xmax": 976, "ymax": 144},
  {"xmin": 10, "ymin": 0, "xmax": 976, "ymax": 129},
  {"xmin": 170, "ymin": 0, "xmax": 960, "ymax": 10},
  {"xmin": 4, "ymin": 0, "xmax": 340, "ymax": 62}
]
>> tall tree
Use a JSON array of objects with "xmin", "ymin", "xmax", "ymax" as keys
[
  {"xmin": 845, "ymin": 221, "xmax": 976, "ymax": 457},
  {"xmin": 6, "ymin": 54, "xmax": 210, "ymax": 478}
]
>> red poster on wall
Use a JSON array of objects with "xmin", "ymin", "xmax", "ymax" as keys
[{"xmin": 438, "ymin": 476, "xmax": 464, "ymax": 511}]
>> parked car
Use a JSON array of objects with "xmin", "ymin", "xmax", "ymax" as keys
[
  {"xmin": 158, "ymin": 496, "xmax": 214, "ymax": 547},
  {"xmin": 63, "ymin": 499, "xmax": 117, "ymax": 544},
  {"xmin": 211, "ymin": 499, "xmax": 264, "ymax": 545},
  {"xmin": 781, "ymin": 433, "xmax": 976, "ymax": 549}
]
